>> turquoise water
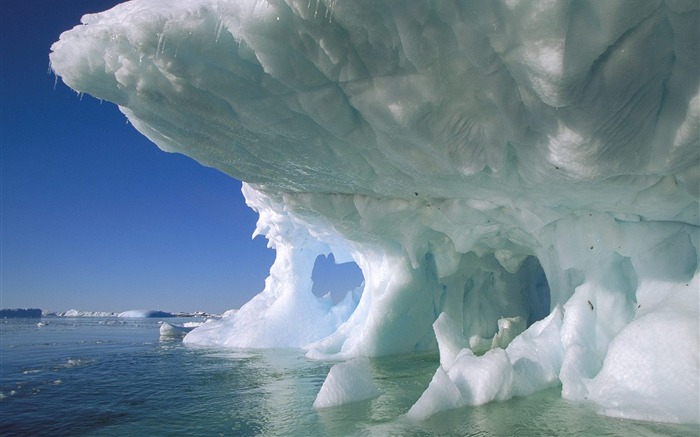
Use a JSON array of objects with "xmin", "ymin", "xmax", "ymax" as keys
[{"xmin": 1, "ymin": 317, "xmax": 697, "ymax": 436}]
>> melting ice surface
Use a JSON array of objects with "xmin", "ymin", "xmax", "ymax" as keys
[{"xmin": 50, "ymin": 0, "xmax": 699, "ymax": 424}]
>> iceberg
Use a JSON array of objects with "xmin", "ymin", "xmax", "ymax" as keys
[
  {"xmin": 117, "ymin": 310, "xmax": 175, "ymax": 318},
  {"xmin": 50, "ymin": 0, "xmax": 698, "ymax": 423},
  {"xmin": 58, "ymin": 309, "xmax": 119, "ymax": 317},
  {"xmin": 0, "ymin": 308, "xmax": 42, "ymax": 318},
  {"xmin": 159, "ymin": 321, "xmax": 196, "ymax": 339}
]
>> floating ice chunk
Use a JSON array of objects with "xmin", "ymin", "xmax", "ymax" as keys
[
  {"xmin": 313, "ymin": 357, "xmax": 380, "ymax": 409},
  {"xmin": 159, "ymin": 322, "xmax": 195, "ymax": 339}
]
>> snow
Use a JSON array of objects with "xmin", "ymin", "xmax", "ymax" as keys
[{"xmin": 50, "ymin": 0, "xmax": 698, "ymax": 424}]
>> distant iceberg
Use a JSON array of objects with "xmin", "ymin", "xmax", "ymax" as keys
[
  {"xmin": 43, "ymin": 309, "xmax": 216, "ymax": 318},
  {"xmin": 117, "ymin": 310, "xmax": 175, "ymax": 318},
  {"xmin": 0, "ymin": 308, "xmax": 42, "ymax": 318},
  {"xmin": 58, "ymin": 309, "xmax": 118, "ymax": 317}
]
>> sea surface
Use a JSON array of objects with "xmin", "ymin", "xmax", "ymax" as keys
[{"xmin": 1, "ymin": 317, "xmax": 697, "ymax": 436}]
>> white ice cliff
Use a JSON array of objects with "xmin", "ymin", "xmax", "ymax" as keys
[{"xmin": 50, "ymin": 0, "xmax": 699, "ymax": 423}]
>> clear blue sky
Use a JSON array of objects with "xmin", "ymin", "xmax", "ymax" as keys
[{"xmin": 1, "ymin": 0, "xmax": 362, "ymax": 314}]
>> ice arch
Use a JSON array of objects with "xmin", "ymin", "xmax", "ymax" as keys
[
  {"xmin": 311, "ymin": 253, "xmax": 364, "ymax": 303},
  {"xmin": 50, "ymin": 0, "xmax": 699, "ymax": 424}
]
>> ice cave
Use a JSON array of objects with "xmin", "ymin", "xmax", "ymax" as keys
[{"xmin": 50, "ymin": 0, "xmax": 698, "ymax": 424}]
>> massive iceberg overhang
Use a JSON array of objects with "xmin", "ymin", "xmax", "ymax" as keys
[{"xmin": 50, "ymin": 0, "xmax": 699, "ymax": 424}]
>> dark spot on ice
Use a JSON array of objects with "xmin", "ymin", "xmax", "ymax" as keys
[
  {"xmin": 590, "ymin": 246, "xmax": 594, "ymax": 250},
  {"xmin": 414, "ymin": 192, "xmax": 419, "ymax": 196},
  {"xmin": 587, "ymin": 300, "xmax": 594, "ymax": 310},
  {"xmin": 638, "ymin": 304, "xmax": 641, "ymax": 308}
]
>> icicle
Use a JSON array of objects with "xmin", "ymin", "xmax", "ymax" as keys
[
  {"xmin": 325, "ymin": 0, "xmax": 338, "ymax": 23},
  {"xmin": 215, "ymin": 15, "xmax": 224, "ymax": 44},
  {"xmin": 156, "ymin": 31, "xmax": 166, "ymax": 58}
]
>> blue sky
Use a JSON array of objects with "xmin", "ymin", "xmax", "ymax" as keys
[{"xmin": 1, "ymin": 0, "xmax": 362, "ymax": 314}]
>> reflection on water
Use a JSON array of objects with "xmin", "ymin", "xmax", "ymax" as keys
[{"xmin": 1, "ymin": 318, "xmax": 697, "ymax": 436}]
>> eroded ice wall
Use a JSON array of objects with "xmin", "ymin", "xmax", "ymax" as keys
[{"xmin": 51, "ymin": 0, "xmax": 699, "ymax": 423}]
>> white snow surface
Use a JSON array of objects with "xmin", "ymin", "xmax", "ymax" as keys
[{"xmin": 51, "ymin": 0, "xmax": 699, "ymax": 423}]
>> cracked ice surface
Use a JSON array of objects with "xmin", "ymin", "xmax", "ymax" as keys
[{"xmin": 50, "ymin": 0, "xmax": 699, "ymax": 423}]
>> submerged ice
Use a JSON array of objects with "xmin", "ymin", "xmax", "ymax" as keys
[{"xmin": 50, "ymin": 0, "xmax": 699, "ymax": 424}]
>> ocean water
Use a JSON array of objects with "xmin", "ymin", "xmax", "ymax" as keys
[{"xmin": 1, "ymin": 317, "xmax": 697, "ymax": 437}]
